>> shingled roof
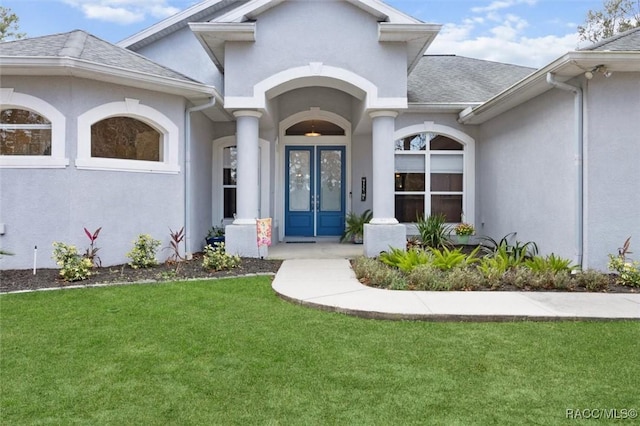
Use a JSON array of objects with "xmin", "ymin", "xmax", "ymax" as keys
[
  {"xmin": 580, "ymin": 26, "xmax": 640, "ymax": 52},
  {"xmin": 408, "ymin": 55, "xmax": 535, "ymax": 103},
  {"xmin": 0, "ymin": 30, "xmax": 199, "ymax": 83}
]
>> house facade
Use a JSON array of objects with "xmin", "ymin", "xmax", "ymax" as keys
[{"xmin": 1, "ymin": 0, "xmax": 638, "ymax": 271}]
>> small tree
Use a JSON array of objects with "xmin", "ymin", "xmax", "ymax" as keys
[
  {"xmin": 578, "ymin": 0, "xmax": 640, "ymax": 43},
  {"xmin": 0, "ymin": 6, "xmax": 26, "ymax": 42}
]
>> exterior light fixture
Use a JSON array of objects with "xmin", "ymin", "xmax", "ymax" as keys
[{"xmin": 305, "ymin": 121, "xmax": 321, "ymax": 137}]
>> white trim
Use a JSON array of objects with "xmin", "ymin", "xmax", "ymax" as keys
[
  {"xmin": 394, "ymin": 122, "xmax": 476, "ymax": 226},
  {"xmin": 76, "ymin": 98, "xmax": 180, "ymax": 174},
  {"xmin": 277, "ymin": 109, "xmax": 352, "ymax": 241},
  {"xmin": 0, "ymin": 88, "xmax": 69, "ymax": 168},
  {"xmin": 224, "ymin": 63, "xmax": 407, "ymax": 111}
]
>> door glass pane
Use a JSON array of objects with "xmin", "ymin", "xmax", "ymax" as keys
[
  {"xmin": 320, "ymin": 149, "xmax": 342, "ymax": 211},
  {"xmin": 431, "ymin": 154, "xmax": 463, "ymax": 173},
  {"xmin": 289, "ymin": 150, "xmax": 310, "ymax": 211}
]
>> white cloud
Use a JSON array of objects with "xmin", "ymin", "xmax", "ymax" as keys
[
  {"xmin": 429, "ymin": 24, "xmax": 580, "ymax": 67},
  {"xmin": 471, "ymin": 0, "xmax": 537, "ymax": 14},
  {"xmin": 63, "ymin": 0, "xmax": 179, "ymax": 24}
]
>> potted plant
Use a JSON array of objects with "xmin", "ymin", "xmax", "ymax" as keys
[
  {"xmin": 205, "ymin": 222, "xmax": 225, "ymax": 247},
  {"xmin": 340, "ymin": 209, "xmax": 373, "ymax": 244},
  {"xmin": 454, "ymin": 222, "xmax": 475, "ymax": 245}
]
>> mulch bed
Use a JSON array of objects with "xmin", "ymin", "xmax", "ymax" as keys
[{"xmin": 0, "ymin": 253, "xmax": 283, "ymax": 293}]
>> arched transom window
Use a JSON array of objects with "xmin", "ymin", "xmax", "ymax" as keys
[
  {"xmin": 394, "ymin": 133, "xmax": 465, "ymax": 223},
  {"xmin": 91, "ymin": 117, "xmax": 161, "ymax": 161}
]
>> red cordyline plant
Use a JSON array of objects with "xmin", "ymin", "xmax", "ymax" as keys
[
  {"xmin": 167, "ymin": 227, "xmax": 185, "ymax": 263},
  {"xmin": 84, "ymin": 227, "xmax": 102, "ymax": 267}
]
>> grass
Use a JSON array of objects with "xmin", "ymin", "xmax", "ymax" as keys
[{"xmin": 1, "ymin": 277, "xmax": 639, "ymax": 425}]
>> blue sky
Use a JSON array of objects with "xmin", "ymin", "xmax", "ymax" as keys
[{"xmin": 3, "ymin": 0, "xmax": 603, "ymax": 67}]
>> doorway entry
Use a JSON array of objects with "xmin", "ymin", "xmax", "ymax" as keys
[{"xmin": 285, "ymin": 145, "xmax": 345, "ymax": 236}]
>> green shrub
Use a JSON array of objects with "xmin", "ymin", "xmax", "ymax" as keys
[
  {"xmin": 503, "ymin": 268, "xmax": 570, "ymax": 290},
  {"xmin": 127, "ymin": 234, "xmax": 161, "ymax": 269},
  {"xmin": 202, "ymin": 243, "xmax": 241, "ymax": 271},
  {"xmin": 477, "ymin": 255, "xmax": 510, "ymax": 285},
  {"xmin": 480, "ymin": 232, "xmax": 538, "ymax": 264},
  {"xmin": 407, "ymin": 264, "xmax": 447, "ymax": 290},
  {"xmin": 379, "ymin": 247, "xmax": 431, "ymax": 273},
  {"xmin": 442, "ymin": 267, "xmax": 484, "ymax": 291},
  {"xmin": 415, "ymin": 213, "xmax": 452, "ymax": 249},
  {"xmin": 52, "ymin": 242, "xmax": 93, "ymax": 282},
  {"xmin": 525, "ymin": 254, "xmax": 575, "ymax": 274},
  {"xmin": 608, "ymin": 255, "xmax": 640, "ymax": 287},
  {"xmin": 573, "ymin": 269, "xmax": 610, "ymax": 291},
  {"xmin": 429, "ymin": 246, "xmax": 480, "ymax": 271},
  {"xmin": 352, "ymin": 256, "xmax": 406, "ymax": 289}
]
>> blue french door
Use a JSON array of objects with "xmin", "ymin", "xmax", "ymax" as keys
[{"xmin": 285, "ymin": 146, "xmax": 345, "ymax": 236}]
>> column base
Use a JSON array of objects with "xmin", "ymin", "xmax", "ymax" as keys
[
  {"xmin": 364, "ymin": 223, "xmax": 406, "ymax": 257},
  {"xmin": 225, "ymin": 224, "xmax": 268, "ymax": 258}
]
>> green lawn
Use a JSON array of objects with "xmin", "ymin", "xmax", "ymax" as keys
[{"xmin": 1, "ymin": 277, "xmax": 638, "ymax": 425}]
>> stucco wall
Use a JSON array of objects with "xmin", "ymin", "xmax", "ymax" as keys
[
  {"xmin": 477, "ymin": 88, "xmax": 577, "ymax": 261},
  {"xmin": 0, "ymin": 76, "xmax": 187, "ymax": 270},
  {"xmin": 584, "ymin": 72, "xmax": 640, "ymax": 270},
  {"xmin": 189, "ymin": 111, "xmax": 215, "ymax": 252},
  {"xmin": 224, "ymin": 0, "xmax": 407, "ymax": 99},
  {"xmin": 135, "ymin": 26, "xmax": 223, "ymax": 89}
]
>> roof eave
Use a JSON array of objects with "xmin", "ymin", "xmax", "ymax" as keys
[
  {"xmin": 189, "ymin": 22, "xmax": 257, "ymax": 72},
  {"xmin": 379, "ymin": 23, "xmax": 442, "ymax": 73},
  {"xmin": 118, "ymin": 0, "xmax": 227, "ymax": 49},
  {"xmin": 0, "ymin": 56, "xmax": 221, "ymax": 101},
  {"xmin": 458, "ymin": 51, "xmax": 640, "ymax": 125},
  {"xmin": 407, "ymin": 102, "xmax": 482, "ymax": 114}
]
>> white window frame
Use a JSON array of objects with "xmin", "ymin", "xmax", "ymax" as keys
[
  {"xmin": 394, "ymin": 122, "xmax": 475, "ymax": 227},
  {"xmin": 212, "ymin": 136, "xmax": 270, "ymax": 227},
  {"xmin": 0, "ymin": 88, "xmax": 68, "ymax": 168},
  {"xmin": 76, "ymin": 98, "xmax": 179, "ymax": 174}
]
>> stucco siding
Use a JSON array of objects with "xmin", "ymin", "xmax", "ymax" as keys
[
  {"xmin": 477, "ymin": 89, "xmax": 576, "ymax": 260},
  {"xmin": 135, "ymin": 26, "xmax": 223, "ymax": 89},
  {"xmin": 0, "ymin": 76, "xmax": 186, "ymax": 270},
  {"xmin": 585, "ymin": 72, "xmax": 640, "ymax": 270},
  {"xmin": 224, "ymin": 1, "xmax": 407, "ymax": 99},
  {"xmin": 189, "ymin": 111, "xmax": 215, "ymax": 252}
]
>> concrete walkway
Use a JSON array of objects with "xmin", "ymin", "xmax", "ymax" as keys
[{"xmin": 271, "ymin": 258, "xmax": 640, "ymax": 321}]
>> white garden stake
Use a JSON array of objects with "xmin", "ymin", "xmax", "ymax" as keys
[{"xmin": 33, "ymin": 245, "xmax": 37, "ymax": 275}]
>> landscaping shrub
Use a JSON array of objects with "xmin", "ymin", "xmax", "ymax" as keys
[
  {"xmin": 127, "ymin": 234, "xmax": 161, "ymax": 269},
  {"xmin": 429, "ymin": 246, "xmax": 480, "ymax": 271},
  {"xmin": 406, "ymin": 264, "xmax": 447, "ymax": 290},
  {"xmin": 573, "ymin": 269, "xmax": 611, "ymax": 292},
  {"xmin": 202, "ymin": 243, "xmax": 240, "ymax": 271},
  {"xmin": 442, "ymin": 267, "xmax": 484, "ymax": 291},
  {"xmin": 525, "ymin": 253, "xmax": 575, "ymax": 274},
  {"xmin": 415, "ymin": 213, "xmax": 452, "ymax": 248},
  {"xmin": 608, "ymin": 238, "xmax": 640, "ymax": 287},
  {"xmin": 352, "ymin": 256, "xmax": 406, "ymax": 289},
  {"xmin": 379, "ymin": 247, "xmax": 431, "ymax": 273},
  {"xmin": 52, "ymin": 242, "xmax": 93, "ymax": 282}
]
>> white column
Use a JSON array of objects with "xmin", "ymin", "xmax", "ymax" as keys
[
  {"xmin": 233, "ymin": 110, "xmax": 262, "ymax": 225},
  {"xmin": 369, "ymin": 110, "xmax": 399, "ymax": 224}
]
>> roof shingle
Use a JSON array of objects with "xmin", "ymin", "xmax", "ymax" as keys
[
  {"xmin": 408, "ymin": 55, "xmax": 535, "ymax": 103},
  {"xmin": 0, "ymin": 30, "xmax": 199, "ymax": 83}
]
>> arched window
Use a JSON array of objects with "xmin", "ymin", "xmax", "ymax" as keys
[
  {"xmin": 76, "ymin": 99, "xmax": 179, "ymax": 173},
  {"xmin": 1, "ymin": 109, "xmax": 52, "ymax": 156},
  {"xmin": 91, "ymin": 117, "xmax": 161, "ymax": 161},
  {"xmin": 394, "ymin": 132, "xmax": 466, "ymax": 223},
  {"xmin": 0, "ymin": 89, "xmax": 67, "ymax": 168}
]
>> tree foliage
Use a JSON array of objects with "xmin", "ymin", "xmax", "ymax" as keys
[
  {"xmin": 0, "ymin": 6, "xmax": 25, "ymax": 42},
  {"xmin": 578, "ymin": 0, "xmax": 640, "ymax": 43}
]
